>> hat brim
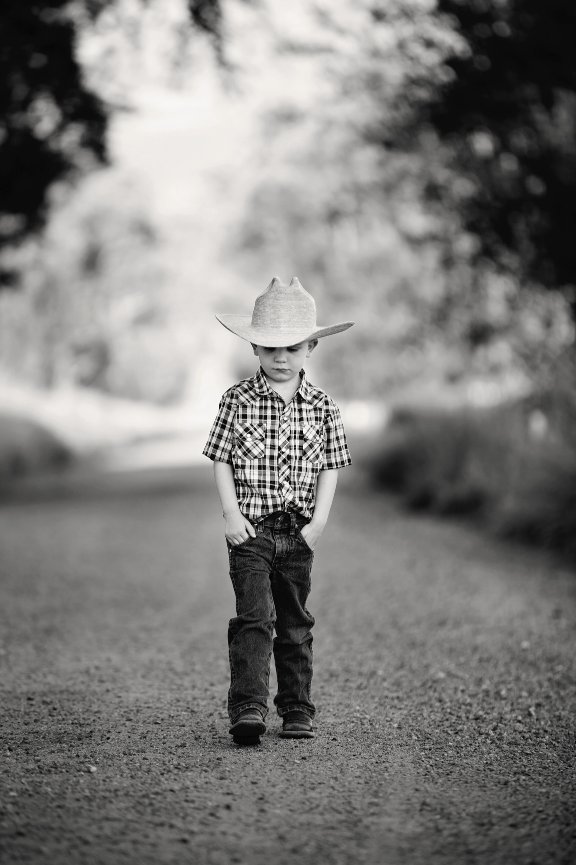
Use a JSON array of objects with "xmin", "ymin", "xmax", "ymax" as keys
[{"xmin": 215, "ymin": 314, "xmax": 354, "ymax": 345}]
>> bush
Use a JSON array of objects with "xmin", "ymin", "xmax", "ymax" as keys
[
  {"xmin": 496, "ymin": 445, "xmax": 576, "ymax": 559},
  {"xmin": 366, "ymin": 396, "xmax": 576, "ymax": 561},
  {"xmin": 0, "ymin": 413, "xmax": 71, "ymax": 482}
]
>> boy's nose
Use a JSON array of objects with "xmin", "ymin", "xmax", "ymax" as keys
[{"xmin": 273, "ymin": 349, "xmax": 288, "ymax": 362}]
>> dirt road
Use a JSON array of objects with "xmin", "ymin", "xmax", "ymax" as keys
[{"xmin": 1, "ymin": 465, "xmax": 575, "ymax": 864}]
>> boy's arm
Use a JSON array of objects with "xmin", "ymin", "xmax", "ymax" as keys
[
  {"xmin": 213, "ymin": 460, "xmax": 256, "ymax": 545},
  {"xmin": 300, "ymin": 468, "xmax": 339, "ymax": 550}
]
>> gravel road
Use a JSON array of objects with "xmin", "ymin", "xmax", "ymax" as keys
[{"xmin": 1, "ymin": 465, "xmax": 575, "ymax": 865}]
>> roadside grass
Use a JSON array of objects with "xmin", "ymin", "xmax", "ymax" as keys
[
  {"xmin": 365, "ymin": 387, "xmax": 576, "ymax": 561},
  {"xmin": 0, "ymin": 412, "xmax": 72, "ymax": 482}
]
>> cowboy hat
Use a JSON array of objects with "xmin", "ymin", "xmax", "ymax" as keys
[{"xmin": 215, "ymin": 277, "xmax": 354, "ymax": 346}]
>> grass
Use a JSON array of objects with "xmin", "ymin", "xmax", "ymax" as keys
[
  {"xmin": 0, "ymin": 412, "xmax": 71, "ymax": 483},
  {"xmin": 365, "ymin": 390, "xmax": 576, "ymax": 561}
]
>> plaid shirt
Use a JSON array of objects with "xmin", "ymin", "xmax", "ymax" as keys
[{"xmin": 203, "ymin": 368, "xmax": 352, "ymax": 520}]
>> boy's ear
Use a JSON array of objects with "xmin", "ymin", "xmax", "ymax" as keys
[
  {"xmin": 251, "ymin": 343, "xmax": 259, "ymax": 356},
  {"xmin": 307, "ymin": 339, "xmax": 318, "ymax": 357}
]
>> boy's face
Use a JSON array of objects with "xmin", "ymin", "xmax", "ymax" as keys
[{"xmin": 252, "ymin": 340, "xmax": 317, "ymax": 385}]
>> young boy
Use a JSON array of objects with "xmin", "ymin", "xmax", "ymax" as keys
[{"xmin": 203, "ymin": 276, "xmax": 354, "ymax": 745}]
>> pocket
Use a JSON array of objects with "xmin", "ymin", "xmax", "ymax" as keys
[
  {"xmin": 296, "ymin": 523, "xmax": 314, "ymax": 553},
  {"xmin": 301, "ymin": 422, "xmax": 323, "ymax": 464},
  {"xmin": 227, "ymin": 534, "xmax": 254, "ymax": 549},
  {"xmin": 234, "ymin": 423, "xmax": 266, "ymax": 461},
  {"xmin": 297, "ymin": 530, "xmax": 314, "ymax": 552}
]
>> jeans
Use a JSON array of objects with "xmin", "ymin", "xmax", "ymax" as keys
[{"xmin": 226, "ymin": 510, "xmax": 316, "ymax": 723}]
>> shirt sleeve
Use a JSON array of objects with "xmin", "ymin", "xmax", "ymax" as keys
[
  {"xmin": 322, "ymin": 399, "xmax": 352, "ymax": 470},
  {"xmin": 202, "ymin": 390, "xmax": 237, "ymax": 463}
]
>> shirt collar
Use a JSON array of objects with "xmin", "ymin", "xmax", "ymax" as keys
[{"xmin": 297, "ymin": 371, "xmax": 321, "ymax": 404}]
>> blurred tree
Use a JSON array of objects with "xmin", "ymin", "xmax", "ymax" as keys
[
  {"xmin": 0, "ymin": 173, "xmax": 190, "ymax": 401},
  {"xmin": 380, "ymin": 0, "xmax": 576, "ymax": 320},
  {"xmin": 230, "ymin": 0, "xmax": 574, "ymax": 398},
  {"xmin": 0, "ymin": 0, "xmax": 106, "ymax": 284},
  {"xmin": 0, "ymin": 0, "xmax": 222, "ymax": 287},
  {"xmin": 229, "ymin": 2, "xmax": 468, "ymax": 398}
]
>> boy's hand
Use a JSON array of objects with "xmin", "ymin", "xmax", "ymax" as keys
[
  {"xmin": 299, "ymin": 520, "xmax": 324, "ymax": 551},
  {"xmin": 225, "ymin": 511, "xmax": 256, "ymax": 547}
]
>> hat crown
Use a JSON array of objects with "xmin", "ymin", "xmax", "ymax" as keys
[{"xmin": 251, "ymin": 276, "xmax": 316, "ymax": 335}]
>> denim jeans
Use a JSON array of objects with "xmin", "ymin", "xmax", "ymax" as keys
[{"xmin": 226, "ymin": 510, "xmax": 316, "ymax": 723}]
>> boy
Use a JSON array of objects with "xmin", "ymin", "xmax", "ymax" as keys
[{"xmin": 203, "ymin": 276, "xmax": 354, "ymax": 745}]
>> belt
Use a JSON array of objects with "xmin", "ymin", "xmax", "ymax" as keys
[{"xmin": 256, "ymin": 510, "xmax": 308, "ymax": 533}]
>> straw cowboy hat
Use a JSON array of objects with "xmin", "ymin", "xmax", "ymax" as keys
[{"xmin": 215, "ymin": 277, "xmax": 354, "ymax": 346}]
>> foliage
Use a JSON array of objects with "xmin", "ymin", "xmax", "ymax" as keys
[
  {"xmin": 366, "ymin": 382, "xmax": 576, "ymax": 559},
  {"xmin": 3, "ymin": 0, "xmax": 573, "ymax": 404},
  {"xmin": 0, "ymin": 412, "xmax": 71, "ymax": 481},
  {"xmin": 0, "ymin": 0, "xmax": 222, "ymax": 285},
  {"xmin": 375, "ymin": 0, "xmax": 576, "ymax": 315},
  {"xmin": 230, "ymin": 1, "xmax": 574, "ymax": 398},
  {"xmin": 0, "ymin": 176, "xmax": 189, "ymax": 402},
  {"xmin": 0, "ymin": 0, "xmax": 107, "ymax": 282}
]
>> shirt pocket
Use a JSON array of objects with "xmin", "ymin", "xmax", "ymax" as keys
[
  {"xmin": 234, "ymin": 422, "xmax": 266, "ymax": 461},
  {"xmin": 301, "ymin": 422, "xmax": 324, "ymax": 465}
]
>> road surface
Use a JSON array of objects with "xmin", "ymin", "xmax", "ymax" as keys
[{"xmin": 1, "ymin": 465, "xmax": 575, "ymax": 864}]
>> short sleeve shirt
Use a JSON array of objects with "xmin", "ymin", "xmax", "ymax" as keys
[{"xmin": 202, "ymin": 368, "xmax": 352, "ymax": 520}]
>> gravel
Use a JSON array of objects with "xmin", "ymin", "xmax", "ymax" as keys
[{"xmin": 1, "ymin": 465, "xmax": 575, "ymax": 864}]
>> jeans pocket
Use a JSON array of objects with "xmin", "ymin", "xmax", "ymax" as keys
[
  {"xmin": 227, "ymin": 534, "xmax": 255, "ymax": 550},
  {"xmin": 297, "ymin": 530, "xmax": 314, "ymax": 552}
]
